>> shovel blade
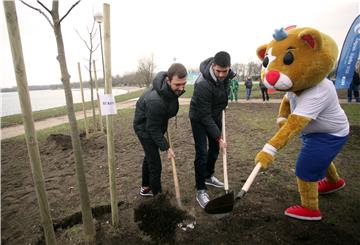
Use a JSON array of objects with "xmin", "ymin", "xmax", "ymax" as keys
[{"xmin": 204, "ymin": 192, "xmax": 234, "ymax": 214}]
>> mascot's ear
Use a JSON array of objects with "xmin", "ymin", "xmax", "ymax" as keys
[
  {"xmin": 298, "ymin": 28, "xmax": 323, "ymax": 50},
  {"xmin": 256, "ymin": 44, "xmax": 268, "ymax": 60}
]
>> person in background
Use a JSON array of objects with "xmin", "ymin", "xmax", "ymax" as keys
[
  {"xmin": 347, "ymin": 63, "xmax": 360, "ymax": 103},
  {"xmin": 189, "ymin": 51, "xmax": 236, "ymax": 208},
  {"xmin": 133, "ymin": 63, "xmax": 187, "ymax": 197},
  {"xmin": 259, "ymin": 79, "xmax": 270, "ymax": 102},
  {"xmin": 229, "ymin": 75, "xmax": 239, "ymax": 102},
  {"xmin": 245, "ymin": 77, "xmax": 253, "ymax": 100}
]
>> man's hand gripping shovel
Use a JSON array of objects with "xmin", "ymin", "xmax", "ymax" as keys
[{"xmin": 204, "ymin": 110, "xmax": 235, "ymax": 214}]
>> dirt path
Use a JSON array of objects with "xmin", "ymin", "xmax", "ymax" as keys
[{"xmin": 1, "ymin": 98, "xmax": 349, "ymax": 140}]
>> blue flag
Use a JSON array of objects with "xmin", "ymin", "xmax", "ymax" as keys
[{"xmin": 335, "ymin": 15, "xmax": 360, "ymax": 89}]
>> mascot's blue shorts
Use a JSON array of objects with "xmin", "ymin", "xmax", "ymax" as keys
[{"xmin": 296, "ymin": 133, "xmax": 348, "ymax": 182}]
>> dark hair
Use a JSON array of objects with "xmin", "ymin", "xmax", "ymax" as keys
[
  {"xmin": 167, "ymin": 63, "xmax": 187, "ymax": 80},
  {"xmin": 214, "ymin": 51, "xmax": 231, "ymax": 67}
]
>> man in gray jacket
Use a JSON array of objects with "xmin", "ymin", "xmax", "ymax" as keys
[
  {"xmin": 134, "ymin": 63, "xmax": 187, "ymax": 196},
  {"xmin": 189, "ymin": 51, "xmax": 236, "ymax": 208}
]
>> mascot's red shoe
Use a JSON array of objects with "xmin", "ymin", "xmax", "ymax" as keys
[
  {"xmin": 285, "ymin": 205, "xmax": 321, "ymax": 221},
  {"xmin": 318, "ymin": 178, "xmax": 345, "ymax": 194}
]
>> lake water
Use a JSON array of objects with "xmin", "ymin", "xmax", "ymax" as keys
[{"xmin": 1, "ymin": 88, "xmax": 128, "ymax": 117}]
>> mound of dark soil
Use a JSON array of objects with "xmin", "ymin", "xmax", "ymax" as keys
[{"xmin": 134, "ymin": 192, "xmax": 187, "ymax": 243}]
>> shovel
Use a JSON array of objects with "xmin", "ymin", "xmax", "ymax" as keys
[
  {"xmin": 205, "ymin": 110, "xmax": 235, "ymax": 214},
  {"xmin": 235, "ymin": 162, "xmax": 262, "ymax": 201},
  {"xmin": 166, "ymin": 131, "xmax": 196, "ymax": 230},
  {"xmin": 166, "ymin": 131, "xmax": 183, "ymax": 209}
]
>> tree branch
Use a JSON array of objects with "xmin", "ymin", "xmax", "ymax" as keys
[
  {"xmin": 19, "ymin": 0, "xmax": 53, "ymax": 28},
  {"xmin": 60, "ymin": 0, "xmax": 81, "ymax": 23},
  {"xmin": 75, "ymin": 29, "xmax": 91, "ymax": 50},
  {"xmin": 36, "ymin": 0, "xmax": 52, "ymax": 16}
]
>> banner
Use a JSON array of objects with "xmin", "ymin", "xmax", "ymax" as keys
[{"xmin": 335, "ymin": 15, "xmax": 360, "ymax": 89}]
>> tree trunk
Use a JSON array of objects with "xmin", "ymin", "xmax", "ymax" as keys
[
  {"xmin": 88, "ymin": 50, "xmax": 96, "ymax": 131},
  {"xmin": 93, "ymin": 60, "xmax": 104, "ymax": 132},
  {"xmin": 4, "ymin": 2, "xmax": 57, "ymax": 244},
  {"xmin": 51, "ymin": 1, "xmax": 95, "ymax": 242},
  {"xmin": 77, "ymin": 62, "xmax": 89, "ymax": 137}
]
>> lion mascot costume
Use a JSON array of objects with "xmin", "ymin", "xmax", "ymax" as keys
[{"xmin": 255, "ymin": 26, "xmax": 349, "ymax": 221}]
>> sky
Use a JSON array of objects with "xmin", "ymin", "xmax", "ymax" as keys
[{"xmin": 1, "ymin": 0, "xmax": 359, "ymax": 88}]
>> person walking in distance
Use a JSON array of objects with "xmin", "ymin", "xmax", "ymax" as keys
[
  {"xmin": 189, "ymin": 51, "xmax": 236, "ymax": 208},
  {"xmin": 259, "ymin": 79, "xmax": 270, "ymax": 102},
  {"xmin": 245, "ymin": 77, "xmax": 253, "ymax": 100},
  {"xmin": 134, "ymin": 63, "xmax": 187, "ymax": 197},
  {"xmin": 347, "ymin": 62, "xmax": 360, "ymax": 103},
  {"xmin": 229, "ymin": 75, "xmax": 239, "ymax": 102}
]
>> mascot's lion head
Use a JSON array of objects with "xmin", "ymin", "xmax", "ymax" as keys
[{"xmin": 257, "ymin": 26, "xmax": 338, "ymax": 92}]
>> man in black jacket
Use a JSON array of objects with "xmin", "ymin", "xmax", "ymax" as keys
[
  {"xmin": 134, "ymin": 63, "xmax": 187, "ymax": 196},
  {"xmin": 189, "ymin": 51, "xmax": 236, "ymax": 208}
]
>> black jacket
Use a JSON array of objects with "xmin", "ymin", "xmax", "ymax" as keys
[
  {"xmin": 189, "ymin": 57, "xmax": 235, "ymax": 140},
  {"xmin": 133, "ymin": 72, "xmax": 181, "ymax": 151}
]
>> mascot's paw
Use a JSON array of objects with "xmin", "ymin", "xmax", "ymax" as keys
[
  {"xmin": 318, "ymin": 178, "xmax": 345, "ymax": 194},
  {"xmin": 284, "ymin": 205, "xmax": 321, "ymax": 221},
  {"xmin": 255, "ymin": 150, "xmax": 274, "ymax": 169}
]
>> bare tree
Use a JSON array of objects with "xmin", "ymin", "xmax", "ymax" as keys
[
  {"xmin": 76, "ymin": 19, "xmax": 99, "ymax": 131},
  {"xmin": 20, "ymin": 0, "xmax": 95, "ymax": 242},
  {"xmin": 232, "ymin": 63, "xmax": 246, "ymax": 81},
  {"xmin": 246, "ymin": 61, "xmax": 262, "ymax": 79},
  {"xmin": 137, "ymin": 54, "xmax": 156, "ymax": 87}
]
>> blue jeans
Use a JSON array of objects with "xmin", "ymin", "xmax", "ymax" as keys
[
  {"xmin": 190, "ymin": 120, "xmax": 220, "ymax": 190},
  {"xmin": 246, "ymin": 88, "xmax": 252, "ymax": 100}
]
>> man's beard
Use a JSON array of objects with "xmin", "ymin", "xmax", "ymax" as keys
[{"xmin": 174, "ymin": 90, "xmax": 183, "ymax": 96}]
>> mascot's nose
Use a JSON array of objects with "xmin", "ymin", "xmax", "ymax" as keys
[{"xmin": 266, "ymin": 70, "xmax": 280, "ymax": 86}]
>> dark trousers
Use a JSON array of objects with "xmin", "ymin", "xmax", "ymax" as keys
[
  {"xmin": 261, "ymin": 88, "xmax": 269, "ymax": 101},
  {"xmin": 347, "ymin": 82, "xmax": 359, "ymax": 102},
  {"xmin": 138, "ymin": 135, "xmax": 162, "ymax": 195},
  {"xmin": 190, "ymin": 120, "xmax": 220, "ymax": 190}
]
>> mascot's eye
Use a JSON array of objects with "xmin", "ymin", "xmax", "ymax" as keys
[
  {"xmin": 262, "ymin": 56, "xmax": 269, "ymax": 68},
  {"xmin": 283, "ymin": 51, "xmax": 294, "ymax": 65}
]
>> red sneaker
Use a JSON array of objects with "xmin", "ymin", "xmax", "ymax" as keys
[
  {"xmin": 284, "ymin": 205, "xmax": 322, "ymax": 221},
  {"xmin": 140, "ymin": 187, "xmax": 153, "ymax": 197},
  {"xmin": 318, "ymin": 178, "xmax": 345, "ymax": 194}
]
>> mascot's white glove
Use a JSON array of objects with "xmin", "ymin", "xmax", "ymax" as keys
[
  {"xmin": 277, "ymin": 117, "xmax": 288, "ymax": 129},
  {"xmin": 255, "ymin": 143, "xmax": 276, "ymax": 169}
]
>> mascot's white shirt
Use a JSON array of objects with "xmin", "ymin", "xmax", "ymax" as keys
[{"xmin": 286, "ymin": 78, "xmax": 349, "ymax": 137}]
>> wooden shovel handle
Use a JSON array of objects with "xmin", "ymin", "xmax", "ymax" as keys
[
  {"xmin": 236, "ymin": 163, "xmax": 261, "ymax": 199},
  {"xmin": 166, "ymin": 131, "xmax": 182, "ymax": 208},
  {"xmin": 222, "ymin": 110, "xmax": 229, "ymax": 193},
  {"xmin": 242, "ymin": 163, "xmax": 261, "ymax": 192}
]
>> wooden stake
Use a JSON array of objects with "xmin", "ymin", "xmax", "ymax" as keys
[
  {"xmin": 3, "ymin": 1, "xmax": 57, "ymax": 244},
  {"xmin": 104, "ymin": 3, "xmax": 119, "ymax": 226},
  {"xmin": 93, "ymin": 60, "xmax": 104, "ymax": 132},
  {"xmin": 77, "ymin": 62, "xmax": 89, "ymax": 137}
]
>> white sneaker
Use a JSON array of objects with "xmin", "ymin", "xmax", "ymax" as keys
[
  {"xmin": 205, "ymin": 175, "xmax": 224, "ymax": 188},
  {"xmin": 196, "ymin": 190, "xmax": 210, "ymax": 208}
]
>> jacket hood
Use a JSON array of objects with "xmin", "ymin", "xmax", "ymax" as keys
[
  {"xmin": 199, "ymin": 57, "xmax": 216, "ymax": 83},
  {"xmin": 152, "ymin": 71, "xmax": 179, "ymax": 100}
]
